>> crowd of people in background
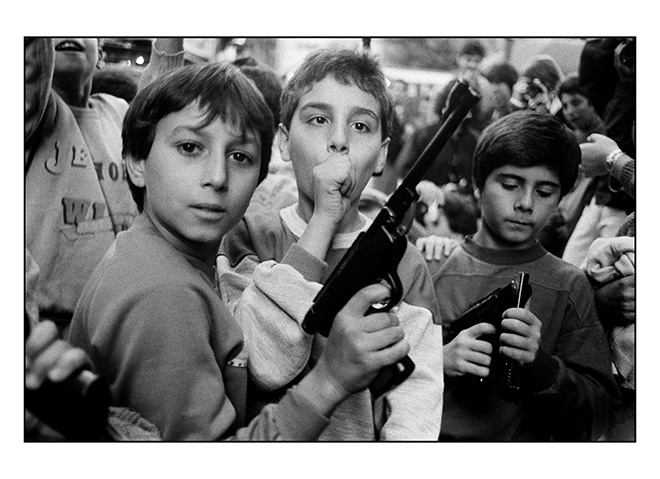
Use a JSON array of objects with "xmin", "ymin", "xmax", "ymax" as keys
[{"xmin": 25, "ymin": 37, "xmax": 635, "ymax": 442}]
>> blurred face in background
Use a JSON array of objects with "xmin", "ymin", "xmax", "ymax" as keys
[
  {"xmin": 560, "ymin": 92, "xmax": 598, "ymax": 132},
  {"xmin": 457, "ymin": 54, "xmax": 483, "ymax": 81},
  {"xmin": 489, "ymin": 81, "xmax": 513, "ymax": 111}
]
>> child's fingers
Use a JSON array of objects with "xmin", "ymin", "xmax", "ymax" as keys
[
  {"xmin": 501, "ymin": 315, "xmax": 541, "ymax": 342},
  {"xmin": 359, "ymin": 310, "xmax": 400, "ymax": 334},
  {"xmin": 25, "ymin": 320, "xmax": 59, "ymax": 364},
  {"xmin": 502, "ymin": 307, "xmax": 535, "ymax": 325},
  {"xmin": 459, "ymin": 354, "xmax": 491, "ymax": 377},
  {"xmin": 363, "ymin": 323, "xmax": 406, "ymax": 351},
  {"xmin": 466, "ymin": 322, "xmax": 497, "ymax": 338},
  {"xmin": 464, "ymin": 348, "xmax": 492, "ymax": 367},
  {"xmin": 26, "ymin": 339, "xmax": 70, "ymax": 390},
  {"xmin": 367, "ymin": 337, "xmax": 410, "ymax": 369},
  {"xmin": 498, "ymin": 345, "xmax": 527, "ymax": 363},
  {"xmin": 48, "ymin": 348, "xmax": 89, "ymax": 383}
]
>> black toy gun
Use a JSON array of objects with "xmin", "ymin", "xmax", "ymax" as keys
[
  {"xmin": 301, "ymin": 80, "xmax": 480, "ymax": 397},
  {"xmin": 25, "ymin": 313, "xmax": 111, "ymax": 440},
  {"xmin": 446, "ymin": 272, "xmax": 532, "ymax": 403}
]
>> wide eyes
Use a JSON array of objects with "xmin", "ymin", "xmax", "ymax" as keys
[
  {"xmin": 306, "ymin": 115, "xmax": 373, "ymax": 133},
  {"xmin": 228, "ymin": 151, "xmax": 254, "ymax": 165},
  {"xmin": 177, "ymin": 141, "xmax": 202, "ymax": 156},
  {"xmin": 352, "ymin": 122, "xmax": 371, "ymax": 133},
  {"xmin": 309, "ymin": 116, "xmax": 327, "ymax": 125}
]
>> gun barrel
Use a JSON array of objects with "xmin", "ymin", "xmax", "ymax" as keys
[{"xmin": 389, "ymin": 80, "xmax": 480, "ymax": 209}]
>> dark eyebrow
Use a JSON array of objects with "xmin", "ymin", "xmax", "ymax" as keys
[
  {"xmin": 298, "ymin": 102, "xmax": 331, "ymax": 114},
  {"xmin": 496, "ymin": 172, "xmax": 560, "ymax": 189},
  {"xmin": 171, "ymin": 123, "xmax": 260, "ymax": 146},
  {"xmin": 299, "ymin": 102, "xmax": 379, "ymax": 121}
]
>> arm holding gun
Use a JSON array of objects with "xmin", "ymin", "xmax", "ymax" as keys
[{"xmin": 302, "ymin": 80, "xmax": 480, "ymax": 396}]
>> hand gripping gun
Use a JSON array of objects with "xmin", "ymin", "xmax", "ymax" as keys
[
  {"xmin": 301, "ymin": 80, "xmax": 480, "ymax": 397},
  {"xmin": 446, "ymin": 272, "xmax": 532, "ymax": 403}
]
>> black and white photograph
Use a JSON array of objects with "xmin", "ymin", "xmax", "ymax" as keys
[{"xmin": 12, "ymin": 3, "xmax": 654, "ymax": 475}]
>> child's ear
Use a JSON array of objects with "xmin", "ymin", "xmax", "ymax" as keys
[
  {"xmin": 277, "ymin": 124, "xmax": 291, "ymax": 163},
  {"xmin": 373, "ymin": 137, "xmax": 390, "ymax": 175},
  {"xmin": 125, "ymin": 155, "xmax": 147, "ymax": 187}
]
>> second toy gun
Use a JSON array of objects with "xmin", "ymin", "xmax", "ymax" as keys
[
  {"xmin": 446, "ymin": 272, "xmax": 532, "ymax": 403},
  {"xmin": 301, "ymin": 80, "xmax": 480, "ymax": 397}
]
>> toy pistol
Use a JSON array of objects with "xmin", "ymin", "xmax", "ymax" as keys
[
  {"xmin": 447, "ymin": 272, "xmax": 532, "ymax": 403},
  {"xmin": 301, "ymin": 80, "xmax": 480, "ymax": 397}
]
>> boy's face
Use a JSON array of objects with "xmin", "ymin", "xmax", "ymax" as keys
[
  {"xmin": 127, "ymin": 102, "xmax": 262, "ymax": 261},
  {"xmin": 560, "ymin": 92, "xmax": 596, "ymax": 132},
  {"xmin": 458, "ymin": 54, "xmax": 483, "ymax": 77},
  {"xmin": 279, "ymin": 76, "xmax": 388, "ymax": 206},
  {"xmin": 475, "ymin": 165, "xmax": 561, "ymax": 250}
]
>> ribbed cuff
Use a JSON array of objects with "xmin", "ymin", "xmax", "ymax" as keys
[
  {"xmin": 521, "ymin": 350, "xmax": 560, "ymax": 392},
  {"xmin": 151, "ymin": 40, "xmax": 185, "ymax": 66},
  {"xmin": 273, "ymin": 385, "xmax": 330, "ymax": 440},
  {"xmin": 281, "ymin": 243, "xmax": 327, "ymax": 283},
  {"xmin": 611, "ymin": 155, "xmax": 634, "ymax": 188}
]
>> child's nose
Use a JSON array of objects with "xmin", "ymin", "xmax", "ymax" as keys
[
  {"xmin": 515, "ymin": 189, "xmax": 534, "ymax": 211},
  {"xmin": 327, "ymin": 125, "xmax": 349, "ymax": 154},
  {"xmin": 203, "ymin": 156, "xmax": 228, "ymax": 190}
]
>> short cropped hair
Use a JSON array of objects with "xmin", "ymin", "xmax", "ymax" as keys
[
  {"xmin": 280, "ymin": 48, "xmax": 393, "ymax": 141},
  {"xmin": 460, "ymin": 40, "xmax": 486, "ymax": 59},
  {"xmin": 122, "ymin": 62, "xmax": 274, "ymax": 212},
  {"xmin": 472, "ymin": 110, "xmax": 580, "ymax": 197}
]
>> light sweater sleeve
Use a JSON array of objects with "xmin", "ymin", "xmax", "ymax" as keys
[
  {"xmin": 217, "ymin": 251, "xmax": 322, "ymax": 392},
  {"xmin": 137, "ymin": 39, "xmax": 185, "ymax": 92},
  {"xmin": 374, "ymin": 302, "xmax": 444, "ymax": 440}
]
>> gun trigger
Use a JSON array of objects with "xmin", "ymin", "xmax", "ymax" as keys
[{"xmin": 384, "ymin": 271, "xmax": 403, "ymax": 310}]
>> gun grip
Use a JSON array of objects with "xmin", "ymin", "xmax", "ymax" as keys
[{"xmin": 368, "ymin": 355, "xmax": 415, "ymax": 398}]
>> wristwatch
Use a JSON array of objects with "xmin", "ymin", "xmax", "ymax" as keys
[{"xmin": 606, "ymin": 148, "xmax": 624, "ymax": 173}]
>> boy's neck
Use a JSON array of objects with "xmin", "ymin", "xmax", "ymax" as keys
[
  {"xmin": 141, "ymin": 211, "xmax": 220, "ymax": 265},
  {"xmin": 52, "ymin": 76, "xmax": 93, "ymax": 108}
]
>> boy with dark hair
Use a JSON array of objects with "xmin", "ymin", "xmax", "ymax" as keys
[
  {"xmin": 425, "ymin": 110, "xmax": 619, "ymax": 440},
  {"xmin": 67, "ymin": 61, "xmax": 410, "ymax": 441},
  {"xmin": 558, "ymin": 74, "xmax": 605, "ymax": 142},
  {"xmin": 457, "ymin": 40, "xmax": 486, "ymax": 83},
  {"xmin": 218, "ymin": 48, "xmax": 443, "ymax": 440}
]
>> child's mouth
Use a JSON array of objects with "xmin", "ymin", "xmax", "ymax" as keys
[{"xmin": 55, "ymin": 41, "xmax": 84, "ymax": 52}]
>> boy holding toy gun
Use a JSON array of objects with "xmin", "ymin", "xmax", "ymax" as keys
[
  {"xmin": 419, "ymin": 110, "xmax": 620, "ymax": 440},
  {"xmin": 218, "ymin": 48, "xmax": 450, "ymax": 440}
]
